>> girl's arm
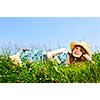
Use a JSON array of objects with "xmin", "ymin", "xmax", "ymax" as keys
[
  {"xmin": 83, "ymin": 54, "xmax": 95, "ymax": 64},
  {"xmin": 46, "ymin": 48, "xmax": 68, "ymax": 60}
]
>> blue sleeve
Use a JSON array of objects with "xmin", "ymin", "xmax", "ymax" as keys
[{"xmin": 57, "ymin": 52, "xmax": 67, "ymax": 64}]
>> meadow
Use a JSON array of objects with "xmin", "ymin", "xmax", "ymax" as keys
[{"xmin": 0, "ymin": 50, "xmax": 100, "ymax": 83}]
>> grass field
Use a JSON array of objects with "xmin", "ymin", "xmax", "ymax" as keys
[{"xmin": 0, "ymin": 50, "xmax": 100, "ymax": 83}]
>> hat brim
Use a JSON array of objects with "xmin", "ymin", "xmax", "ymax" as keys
[{"xmin": 70, "ymin": 41, "xmax": 92, "ymax": 57}]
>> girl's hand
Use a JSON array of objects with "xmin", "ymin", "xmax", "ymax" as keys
[{"xmin": 83, "ymin": 54, "xmax": 95, "ymax": 64}]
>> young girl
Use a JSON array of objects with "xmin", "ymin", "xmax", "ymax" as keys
[
  {"xmin": 10, "ymin": 41, "xmax": 95, "ymax": 65},
  {"xmin": 46, "ymin": 41, "xmax": 95, "ymax": 64}
]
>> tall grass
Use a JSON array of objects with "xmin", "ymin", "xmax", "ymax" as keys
[{"xmin": 0, "ymin": 50, "xmax": 100, "ymax": 83}]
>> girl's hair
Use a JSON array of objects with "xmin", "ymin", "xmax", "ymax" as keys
[{"xmin": 68, "ymin": 45, "xmax": 88, "ymax": 64}]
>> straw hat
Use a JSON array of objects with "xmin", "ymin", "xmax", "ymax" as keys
[{"xmin": 70, "ymin": 41, "xmax": 92, "ymax": 57}]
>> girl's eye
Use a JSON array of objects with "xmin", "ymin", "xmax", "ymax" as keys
[
  {"xmin": 76, "ymin": 47, "xmax": 78, "ymax": 50},
  {"xmin": 76, "ymin": 47, "xmax": 79, "ymax": 50}
]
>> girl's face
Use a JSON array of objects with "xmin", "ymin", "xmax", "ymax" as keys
[{"xmin": 72, "ymin": 46, "xmax": 84, "ymax": 58}]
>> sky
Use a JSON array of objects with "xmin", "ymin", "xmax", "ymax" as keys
[{"xmin": 0, "ymin": 17, "xmax": 100, "ymax": 53}]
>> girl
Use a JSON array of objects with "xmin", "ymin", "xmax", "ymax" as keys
[
  {"xmin": 10, "ymin": 41, "xmax": 95, "ymax": 65},
  {"xmin": 46, "ymin": 41, "xmax": 95, "ymax": 64}
]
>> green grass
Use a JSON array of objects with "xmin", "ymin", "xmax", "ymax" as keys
[{"xmin": 0, "ymin": 51, "xmax": 100, "ymax": 83}]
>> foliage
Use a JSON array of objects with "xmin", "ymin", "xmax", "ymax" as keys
[{"xmin": 0, "ymin": 51, "xmax": 100, "ymax": 83}]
